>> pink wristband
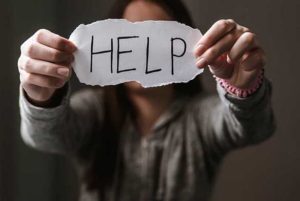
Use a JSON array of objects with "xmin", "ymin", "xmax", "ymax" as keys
[{"xmin": 214, "ymin": 68, "xmax": 264, "ymax": 98}]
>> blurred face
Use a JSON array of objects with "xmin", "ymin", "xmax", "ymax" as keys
[
  {"xmin": 123, "ymin": 0, "xmax": 172, "ymax": 22},
  {"xmin": 122, "ymin": 0, "xmax": 172, "ymax": 91}
]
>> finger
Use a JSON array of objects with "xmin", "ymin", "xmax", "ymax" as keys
[
  {"xmin": 240, "ymin": 48, "xmax": 266, "ymax": 71},
  {"xmin": 20, "ymin": 69, "xmax": 66, "ymax": 89},
  {"xmin": 195, "ymin": 30, "xmax": 239, "ymax": 68},
  {"xmin": 194, "ymin": 19, "xmax": 237, "ymax": 57},
  {"xmin": 34, "ymin": 29, "xmax": 77, "ymax": 53},
  {"xmin": 208, "ymin": 54, "xmax": 235, "ymax": 79},
  {"xmin": 18, "ymin": 55, "xmax": 71, "ymax": 79},
  {"xmin": 21, "ymin": 41, "xmax": 74, "ymax": 63},
  {"xmin": 228, "ymin": 32, "xmax": 259, "ymax": 64}
]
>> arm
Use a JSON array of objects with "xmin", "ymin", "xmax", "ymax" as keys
[
  {"xmin": 196, "ymin": 79, "xmax": 275, "ymax": 157},
  {"xmin": 18, "ymin": 29, "xmax": 103, "ymax": 155},
  {"xmin": 193, "ymin": 19, "xmax": 276, "ymax": 156},
  {"xmin": 19, "ymin": 85, "xmax": 104, "ymax": 155}
]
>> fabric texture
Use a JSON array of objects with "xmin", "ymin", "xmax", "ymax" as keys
[{"xmin": 19, "ymin": 79, "xmax": 276, "ymax": 201}]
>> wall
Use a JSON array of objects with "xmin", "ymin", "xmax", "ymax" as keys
[
  {"xmin": 182, "ymin": 0, "xmax": 300, "ymax": 200},
  {"xmin": 12, "ymin": 1, "xmax": 76, "ymax": 201},
  {"xmin": 1, "ymin": 0, "xmax": 299, "ymax": 201},
  {"xmin": 0, "ymin": 0, "xmax": 15, "ymax": 201}
]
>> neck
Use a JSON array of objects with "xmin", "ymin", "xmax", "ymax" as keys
[{"xmin": 127, "ymin": 85, "xmax": 174, "ymax": 137}]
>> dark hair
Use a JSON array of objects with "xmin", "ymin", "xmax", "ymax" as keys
[{"xmin": 80, "ymin": 0, "xmax": 202, "ymax": 198}]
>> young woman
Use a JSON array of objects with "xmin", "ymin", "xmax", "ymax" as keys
[{"xmin": 18, "ymin": 0, "xmax": 275, "ymax": 200}]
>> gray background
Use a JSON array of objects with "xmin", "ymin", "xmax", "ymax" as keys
[{"xmin": 1, "ymin": 0, "xmax": 299, "ymax": 200}]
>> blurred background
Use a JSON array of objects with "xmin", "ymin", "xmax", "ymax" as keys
[{"xmin": 1, "ymin": 0, "xmax": 300, "ymax": 200}]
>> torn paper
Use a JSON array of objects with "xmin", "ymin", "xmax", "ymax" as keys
[{"xmin": 69, "ymin": 19, "xmax": 203, "ymax": 87}]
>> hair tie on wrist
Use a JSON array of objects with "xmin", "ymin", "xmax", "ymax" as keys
[{"xmin": 214, "ymin": 68, "xmax": 264, "ymax": 98}]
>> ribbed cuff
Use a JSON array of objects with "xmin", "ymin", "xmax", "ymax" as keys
[
  {"xmin": 215, "ymin": 68, "xmax": 264, "ymax": 98},
  {"xmin": 19, "ymin": 84, "xmax": 70, "ymax": 120}
]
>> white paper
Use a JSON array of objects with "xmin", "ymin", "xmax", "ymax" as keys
[{"xmin": 69, "ymin": 19, "xmax": 203, "ymax": 87}]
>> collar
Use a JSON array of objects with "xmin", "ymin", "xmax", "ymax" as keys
[{"xmin": 123, "ymin": 94, "xmax": 189, "ymax": 140}]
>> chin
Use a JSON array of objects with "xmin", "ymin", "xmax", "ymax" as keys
[
  {"xmin": 124, "ymin": 81, "xmax": 163, "ymax": 95},
  {"xmin": 124, "ymin": 81, "xmax": 145, "ymax": 92}
]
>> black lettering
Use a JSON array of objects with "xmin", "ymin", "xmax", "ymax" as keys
[
  {"xmin": 117, "ymin": 36, "xmax": 139, "ymax": 73},
  {"xmin": 145, "ymin": 37, "xmax": 162, "ymax": 74},
  {"xmin": 90, "ymin": 36, "xmax": 113, "ymax": 73},
  {"xmin": 171, "ymin": 37, "xmax": 187, "ymax": 75}
]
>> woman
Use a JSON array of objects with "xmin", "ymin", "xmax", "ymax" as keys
[{"xmin": 18, "ymin": 0, "xmax": 275, "ymax": 200}]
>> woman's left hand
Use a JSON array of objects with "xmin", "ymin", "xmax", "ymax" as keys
[{"xmin": 194, "ymin": 19, "xmax": 266, "ymax": 89}]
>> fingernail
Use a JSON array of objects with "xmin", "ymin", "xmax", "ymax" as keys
[
  {"xmin": 227, "ymin": 56, "xmax": 233, "ymax": 64},
  {"xmin": 196, "ymin": 58, "xmax": 207, "ymax": 68},
  {"xmin": 70, "ymin": 55, "xmax": 74, "ymax": 62},
  {"xmin": 194, "ymin": 44, "xmax": 206, "ymax": 57},
  {"xmin": 65, "ymin": 44, "xmax": 77, "ymax": 52},
  {"xmin": 66, "ymin": 54, "xmax": 74, "ymax": 63},
  {"xmin": 57, "ymin": 68, "xmax": 69, "ymax": 77}
]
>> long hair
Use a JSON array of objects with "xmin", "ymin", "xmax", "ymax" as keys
[{"xmin": 80, "ymin": 0, "xmax": 202, "ymax": 198}]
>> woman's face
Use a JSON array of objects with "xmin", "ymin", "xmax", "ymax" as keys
[{"xmin": 122, "ymin": 0, "xmax": 172, "ymax": 92}]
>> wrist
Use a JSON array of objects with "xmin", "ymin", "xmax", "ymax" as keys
[
  {"xmin": 23, "ymin": 84, "xmax": 68, "ymax": 108},
  {"xmin": 214, "ymin": 68, "xmax": 264, "ymax": 98},
  {"xmin": 23, "ymin": 89, "xmax": 56, "ymax": 107}
]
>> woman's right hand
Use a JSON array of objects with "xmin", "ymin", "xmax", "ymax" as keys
[{"xmin": 18, "ymin": 29, "xmax": 77, "ymax": 105}]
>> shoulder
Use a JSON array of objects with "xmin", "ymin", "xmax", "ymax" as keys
[
  {"xmin": 186, "ymin": 91, "xmax": 221, "ymax": 114},
  {"xmin": 69, "ymin": 87, "xmax": 105, "ymax": 122},
  {"xmin": 180, "ymin": 91, "xmax": 225, "ymax": 127},
  {"xmin": 70, "ymin": 87, "xmax": 104, "ymax": 107}
]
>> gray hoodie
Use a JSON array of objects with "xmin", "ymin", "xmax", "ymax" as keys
[{"xmin": 19, "ymin": 80, "xmax": 275, "ymax": 201}]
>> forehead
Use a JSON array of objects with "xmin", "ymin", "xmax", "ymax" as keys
[{"xmin": 123, "ymin": 1, "xmax": 172, "ymax": 22}]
